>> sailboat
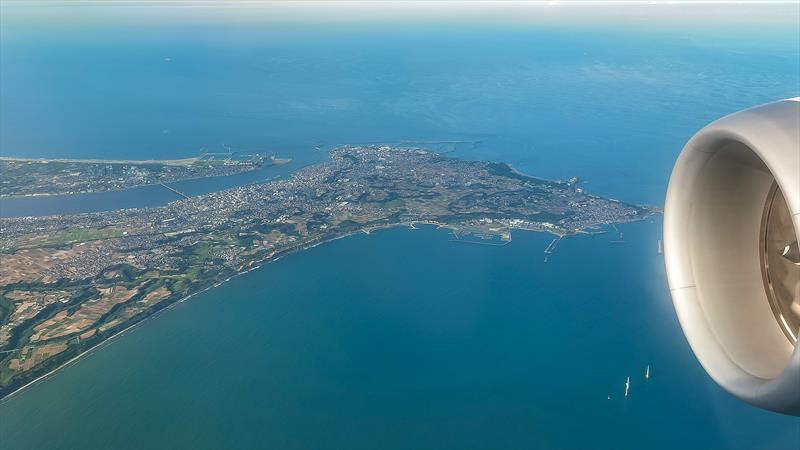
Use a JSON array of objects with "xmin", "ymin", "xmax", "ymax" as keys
[{"xmin": 625, "ymin": 376, "xmax": 630, "ymax": 397}]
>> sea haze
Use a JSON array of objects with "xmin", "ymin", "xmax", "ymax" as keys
[{"xmin": 1, "ymin": 5, "xmax": 799, "ymax": 450}]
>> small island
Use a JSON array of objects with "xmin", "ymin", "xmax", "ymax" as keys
[{"xmin": 0, "ymin": 146, "xmax": 656, "ymax": 398}]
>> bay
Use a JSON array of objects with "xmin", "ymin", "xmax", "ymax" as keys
[
  {"xmin": 1, "ymin": 10, "xmax": 799, "ymax": 449},
  {"xmin": 2, "ymin": 223, "xmax": 797, "ymax": 450}
]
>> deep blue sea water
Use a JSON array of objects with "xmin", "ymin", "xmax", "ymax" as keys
[
  {"xmin": 1, "ymin": 224, "xmax": 798, "ymax": 449},
  {"xmin": 1, "ymin": 7, "xmax": 799, "ymax": 450}
]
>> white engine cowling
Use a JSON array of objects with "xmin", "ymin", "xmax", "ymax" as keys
[{"xmin": 664, "ymin": 98, "xmax": 800, "ymax": 415}]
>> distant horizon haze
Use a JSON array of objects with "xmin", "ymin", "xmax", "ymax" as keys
[{"xmin": 1, "ymin": 1, "xmax": 799, "ymax": 28}]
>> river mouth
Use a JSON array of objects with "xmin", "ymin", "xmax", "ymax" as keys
[
  {"xmin": 0, "ymin": 156, "xmax": 307, "ymax": 218},
  {"xmin": 0, "ymin": 140, "xmax": 478, "ymax": 218}
]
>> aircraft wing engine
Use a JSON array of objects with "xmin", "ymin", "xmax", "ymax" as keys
[{"xmin": 664, "ymin": 98, "xmax": 800, "ymax": 415}]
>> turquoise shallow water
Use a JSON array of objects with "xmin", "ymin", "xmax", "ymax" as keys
[{"xmin": 1, "ymin": 8, "xmax": 800, "ymax": 450}]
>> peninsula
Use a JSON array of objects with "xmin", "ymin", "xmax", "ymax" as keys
[
  {"xmin": 0, "ymin": 146, "xmax": 655, "ymax": 398},
  {"xmin": 0, "ymin": 152, "xmax": 270, "ymax": 198}
]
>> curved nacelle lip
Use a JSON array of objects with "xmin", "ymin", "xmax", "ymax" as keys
[{"xmin": 664, "ymin": 98, "xmax": 800, "ymax": 415}]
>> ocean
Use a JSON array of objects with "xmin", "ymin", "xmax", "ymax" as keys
[{"xmin": 1, "ymin": 7, "xmax": 799, "ymax": 449}]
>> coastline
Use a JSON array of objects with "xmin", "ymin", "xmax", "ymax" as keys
[
  {"xmin": 0, "ymin": 221, "xmax": 425, "ymax": 402},
  {"xmin": 0, "ymin": 144, "xmax": 660, "ymax": 400},
  {"xmin": 0, "ymin": 155, "xmax": 203, "ymax": 166},
  {"xmin": 0, "ymin": 166, "xmax": 265, "ymax": 200},
  {"xmin": 0, "ymin": 213, "xmax": 659, "ymax": 402}
]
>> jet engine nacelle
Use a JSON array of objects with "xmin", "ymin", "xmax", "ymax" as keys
[{"xmin": 664, "ymin": 98, "xmax": 800, "ymax": 415}]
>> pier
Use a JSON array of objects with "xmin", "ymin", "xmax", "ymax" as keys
[
  {"xmin": 609, "ymin": 223, "xmax": 625, "ymax": 243},
  {"xmin": 543, "ymin": 236, "xmax": 563, "ymax": 262}
]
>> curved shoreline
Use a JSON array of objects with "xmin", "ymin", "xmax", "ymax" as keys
[
  {"xmin": 0, "ymin": 221, "xmax": 449, "ymax": 402},
  {"xmin": 0, "ymin": 143, "xmax": 659, "ymax": 402},
  {"xmin": 0, "ymin": 213, "xmax": 656, "ymax": 403}
]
